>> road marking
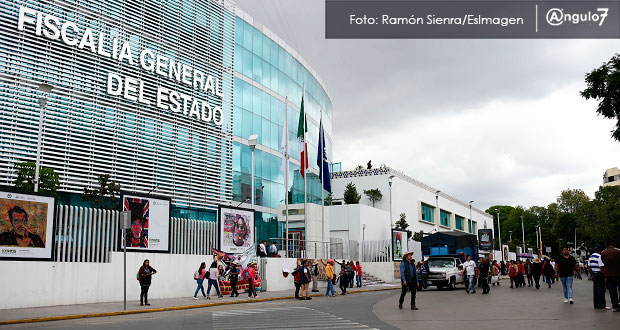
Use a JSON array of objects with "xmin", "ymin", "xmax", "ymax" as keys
[{"xmin": 212, "ymin": 306, "xmax": 378, "ymax": 329}]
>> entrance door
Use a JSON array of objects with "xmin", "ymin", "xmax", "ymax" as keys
[{"xmin": 288, "ymin": 231, "xmax": 303, "ymax": 258}]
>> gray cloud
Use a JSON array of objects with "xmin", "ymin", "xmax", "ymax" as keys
[{"xmin": 235, "ymin": 0, "xmax": 620, "ymax": 209}]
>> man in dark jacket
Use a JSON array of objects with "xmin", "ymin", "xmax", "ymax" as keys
[{"xmin": 399, "ymin": 251, "xmax": 418, "ymax": 310}]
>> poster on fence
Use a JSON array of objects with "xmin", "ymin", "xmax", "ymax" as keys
[
  {"xmin": 392, "ymin": 229, "xmax": 408, "ymax": 261},
  {"xmin": 219, "ymin": 205, "xmax": 254, "ymax": 254},
  {"xmin": 120, "ymin": 192, "xmax": 171, "ymax": 252},
  {"xmin": 0, "ymin": 186, "xmax": 56, "ymax": 261}
]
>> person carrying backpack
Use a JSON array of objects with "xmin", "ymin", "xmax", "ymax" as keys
[
  {"xmin": 311, "ymin": 260, "xmax": 320, "ymax": 292},
  {"xmin": 292, "ymin": 264, "xmax": 302, "ymax": 299},
  {"xmin": 193, "ymin": 262, "xmax": 207, "ymax": 300}
]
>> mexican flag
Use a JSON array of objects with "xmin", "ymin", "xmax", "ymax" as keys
[{"xmin": 297, "ymin": 95, "xmax": 308, "ymax": 178}]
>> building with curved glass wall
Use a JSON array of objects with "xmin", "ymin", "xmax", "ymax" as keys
[{"xmin": 0, "ymin": 1, "xmax": 332, "ymax": 241}]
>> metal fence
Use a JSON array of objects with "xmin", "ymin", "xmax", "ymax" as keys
[
  {"xmin": 54, "ymin": 205, "xmax": 217, "ymax": 263},
  {"xmin": 329, "ymin": 238, "xmax": 359, "ymax": 261},
  {"xmin": 361, "ymin": 239, "xmax": 391, "ymax": 262}
]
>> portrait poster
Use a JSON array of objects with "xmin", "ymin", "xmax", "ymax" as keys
[
  {"xmin": 502, "ymin": 244, "xmax": 510, "ymax": 261},
  {"xmin": 392, "ymin": 229, "xmax": 407, "ymax": 261},
  {"xmin": 219, "ymin": 205, "xmax": 254, "ymax": 254},
  {"xmin": 0, "ymin": 187, "xmax": 56, "ymax": 261},
  {"xmin": 120, "ymin": 192, "xmax": 171, "ymax": 252}
]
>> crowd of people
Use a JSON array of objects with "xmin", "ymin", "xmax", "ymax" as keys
[
  {"xmin": 291, "ymin": 259, "xmax": 363, "ymax": 299},
  {"xmin": 135, "ymin": 242, "xmax": 620, "ymax": 314}
]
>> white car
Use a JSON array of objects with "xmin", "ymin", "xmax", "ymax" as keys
[{"xmin": 425, "ymin": 256, "xmax": 465, "ymax": 290}]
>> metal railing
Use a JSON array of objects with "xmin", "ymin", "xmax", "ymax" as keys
[{"xmin": 53, "ymin": 205, "xmax": 217, "ymax": 263}]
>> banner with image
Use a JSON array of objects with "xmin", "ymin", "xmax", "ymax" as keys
[
  {"xmin": 0, "ymin": 187, "xmax": 56, "ymax": 261},
  {"xmin": 120, "ymin": 192, "xmax": 171, "ymax": 252},
  {"xmin": 478, "ymin": 228, "xmax": 493, "ymax": 250},
  {"xmin": 392, "ymin": 229, "xmax": 408, "ymax": 261},
  {"xmin": 219, "ymin": 205, "xmax": 254, "ymax": 254}
]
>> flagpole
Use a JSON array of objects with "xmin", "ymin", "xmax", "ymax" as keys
[
  {"xmin": 284, "ymin": 96, "xmax": 289, "ymax": 258},
  {"xmin": 303, "ymin": 84, "xmax": 307, "ymax": 258},
  {"xmin": 320, "ymin": 111, "xmax": 325, "ymax": 259}
]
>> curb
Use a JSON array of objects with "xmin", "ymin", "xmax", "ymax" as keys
[{"xmin": 0, "ymin": 287, "xmax": 399, "ymax": 325}]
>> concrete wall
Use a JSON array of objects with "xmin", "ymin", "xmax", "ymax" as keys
[
  {"xmin": 361, "ymin": 262, "xmax": 399, "ymax": 283},
  {"xmin": 260, "ymin": 258, "xmax": 297, "ymax": 292},
  {"xmin": 0, "ymin": 252, "xmax": 214, "ymax": 309},
  {"xmin": 277, "ymin": 203, "xmax": 330, "ymax": 259},
  {"xmin": 329, "ymin": 204, "xmax": 390, "ymax": 242}
]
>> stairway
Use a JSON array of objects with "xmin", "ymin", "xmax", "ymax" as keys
[{"xmin": 361, "ymin": 271, "xmax": 386, "ymax": 286}]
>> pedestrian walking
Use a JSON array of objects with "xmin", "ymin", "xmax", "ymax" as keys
[
  {"xmin": 247, "ymin": 261, "xmax": 259, "ymax": 298},
  {"xmin": 550, "ymin": 259, "xmax": 556, "ymax": 283},
  {"xmin": 138, "ymin": 259, "xmax": 157, "ymax": 306},
  {"xmin": 478, "ymin": 258, "xmax": 491, "ymax": 294},
  {"xmin": 292, "ymin": 264, "xmax": 301, "ymax": 299},
  {"xmin": 420, "ymin": 260, "xmax": 429, "ymax": 290},
  {"xmin": 543, "ymin": 258, "xmax": 554, "ymax": 288},
  {"xmin": 517, "ymin": 260, "xmax": 526, "ymax": 287},
  {"xmin": 258, "ymin": 240, "xmax": 267, "ymax": 258},
  {"xmin": 555, "ymin": 247, "xmax": 581, "ymax": 304},
  {"xmin": 588, "ymin": 245, "xmax": 606, "ymax": 310},
  {"xmin": 311, "ymin": 260, "xmax": 320, "ymax": 292},
  {"xmin": 491, "ymin": 261, "xmax": 500, "ymax": 286},
  {"xmin": 532, "ymin": 258, "xmax": 542, "ymax": 289},
  {"xmin": 347, "ymin": 261, "xmax": 355, "ymax": 288},
  {"xmin": 526, "ymin": 259, "xmax": 534, "ymax": 287},
  {"xmin": 193, "ymin": 262, "xmax": 207, "ymax": 300},
  {"xmin": 600, "ymin": 241, "xmax": 620, "ymax": 312},
  {"xmin": 356, "ymin": 261, "xmax": 363, "ymax": 288},
  {"xmin": 509, "ymin": 260, "xmax": 518, "ymax": 288},
  {"xmin": 299, "ymin": 260, "xmax": 311, "ymax": 300},
  {"xmin": 398, "ymin": 251, "xmax": 418, "ymax": 310},
  {"xmin": 500, "ymin": 260, "xmax": 506, "ymax": 276},
  {"xmin": 325, "ymin": 259, "xmax": 336, "ymax": 297},
  {"xmin": 229, "ymin": 261, "xmax": 240, "ymax": 297},
  {"xmin": 461, "ymin": 255, "xmax": 477, "ymax": 294},
  {"xmin": 339, "ymin": 263, "xmax": 348, "ymax": 295},
  {"xmin": 206, "ymin": 261, "xmax": 223, "ymax": 299}
]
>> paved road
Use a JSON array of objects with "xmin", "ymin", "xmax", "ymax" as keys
[
  {"xmin": 374, "ymin": 278, "xmax": 619, "ymax": 330},
  {"xmin": 1, "ymin": 291, "xmax": 398, "ymax": 330},
  {"xmin": 3, "ymin": 279, "xmax": 618, "ymax": 330}
]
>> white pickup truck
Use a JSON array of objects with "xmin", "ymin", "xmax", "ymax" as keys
[{"xmin": 424, "ymin": 256, "xmax": 465, "ymax": 290}]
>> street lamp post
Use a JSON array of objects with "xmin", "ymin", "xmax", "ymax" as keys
[
  {"xmin": 521, "ymin": 215, "xmax": 526, "ymax": 253},
  {"xmin": 248, "ymin": 134, "xmax": 258, "ymax": 245},
  {"xmin": 509, "ymin": 230, "xmax": 513, "ymax": 242},
  {"xmin": 469, "ymin": 201, "xmax": 474, "ymax": 231},
  {"xmin": 388, "ymin": 175, "xmax": 394, "ymax": 229},
  {"xmin": 34, "ymin": 82, "xmax": 54, "ymax": 192},
  {"xmin": 495, "ymin": 208, "xmax": 502, "ymax": 261},
  {"xmin": 435, "ymin": 190, "xmax": 441, "ymax": 226}
]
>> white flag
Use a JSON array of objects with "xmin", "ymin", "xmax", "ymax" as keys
[{"xmin": 280, "ymin": 108, "xmax": 289, "ymax": 190}]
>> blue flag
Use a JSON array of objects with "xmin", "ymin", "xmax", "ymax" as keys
[{"xmin": 317, "ymin": 119, "xmax": 331, "ymax": 193}]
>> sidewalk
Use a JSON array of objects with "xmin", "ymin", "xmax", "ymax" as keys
[{"xmin": 0, "ymin": 284, "xmax": 399, "ymax": 325}]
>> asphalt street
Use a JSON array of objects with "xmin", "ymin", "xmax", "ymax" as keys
[{"xmin": 2, "ymin": 279, "xmax": 619, "ymax": 330}]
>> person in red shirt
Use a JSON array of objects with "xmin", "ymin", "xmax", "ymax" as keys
[
  {"xmin": 356, "ymin": 261, "xmax": 363, "ymax": 287},
  {"xmin": 247, "ymin": 262, "xmax": 258, "ymax": 298},
  {"xmin": 517, "ymin": 260, "xmax": 526, "ymax": 287}
]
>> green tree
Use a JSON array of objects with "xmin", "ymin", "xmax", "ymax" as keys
[
  {"xmin": 82, "ymin": 174, "xmax": 121, "ymax": 210},
  {"xmin": 556, "ymin": 189, "xmax": 590, "ymax": 214},
  {"xmin": 363, "ymin": 188, "xmax": 383, "ymax": 207},
  {"xmin": 412, "ymin": 230, "xmax": 424, "ymax": 241},
  {"xmin": 395, "ymin": 213, "xmax": 412, "ymax": 238},
  {"xmin": 354, "ymin": 165, "xmax": 364, "ymax": 171},
  {"xmin": 343, "ymin": 182, "xmax": 361, "ymax": 204},
  {"xmin": 581, "ymin": 54, "xmax": 620, "ymax": 141},
  {"xmin": 324, "ymin": 192, "xmax": 333, "ymax": 206},
  {"xmin": 13, "ymin": 161, "xmax": 59, "ymax": 194},
  {"xmin": 577, "ymin": 185, "xmax": 620, "ymax": 248}
]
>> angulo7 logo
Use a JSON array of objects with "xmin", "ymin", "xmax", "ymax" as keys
[{"xmin": 546, "ymin": 8, "xmax": 609, "ymax": 27}]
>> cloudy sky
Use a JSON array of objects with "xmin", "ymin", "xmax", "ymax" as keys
[{"xmin": 235, "ymin": 0, "xmax": 620, "ymax": 210}]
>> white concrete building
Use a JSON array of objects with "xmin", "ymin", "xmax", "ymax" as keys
[
  {"xmin": 330, "ymin": 167, "xmax": 494, "ymax": 238},
  {"xmin": 276, "ymin": 203, "xmax": 330, "ymax": 259}
]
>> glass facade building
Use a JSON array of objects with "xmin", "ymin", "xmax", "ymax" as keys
[{"xmin": 0, "ymin": 1, "xmax": 333, "ymax": 240}]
